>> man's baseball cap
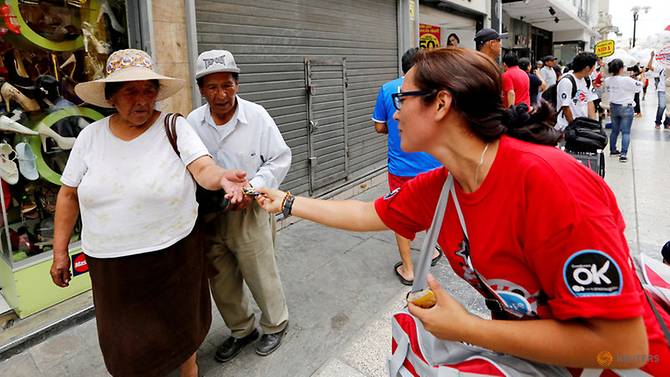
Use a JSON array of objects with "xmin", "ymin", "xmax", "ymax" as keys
[
  {"xmin": 542, "ymin": 55, "xmax": 557, "ymax": 62},
  {"xmin": 474, "ymin": 28, "xmax": 508, "ymax": 43},
  {"xmin": 195, "ymin": 50, "xmax": 240, "ymax": 79}
]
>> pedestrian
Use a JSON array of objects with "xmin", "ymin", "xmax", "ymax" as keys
[
  {"xmin": 540, "ymin": 55, "xmax": 557, "ymax": 87},
  {"xmin": 474, "ymin": 28, "xmax": 506, "ymax": 62},
  {"xmin": 446, "ymin": 33, "xmax": 460, "ymax": 48},
  {"xmin": 629, "ymin": 64, "xmax": 643, "ymax": 117},
  {"xmin": 49, "ymin": 49, "xmax": 247, "ymax": 377},
  {"xmin": 186, "ymin": 50, "xmax": 291, "ymax": 363},
  {"xmin": 501, "ymin": 52, "xmax": 530, "ymax": 108},
  {"xmin": 535, "ymin": 60, "xmax": 543, "ymax": 71},
  {"xmin": 646, "ymin": 51, "xmax": 669, "ymax": 129},
  {"xmin": 254, "ymin": 48, "xmax": 669, "ymax": 376},
  {"xmin": 519, "ymin": 58, "xmax": 545, "ymax": 106},
  {"xmin": 371, "ymin": 48, "xmax": 442, "ymax": 285},
  {"xmin": 605, "ymin": 59, "xmax": 642, "ymax": 163},
  {"xmin": 555, "ymin": 52, "xmax": 599, "ymax": 132},
  {"xmin": 663, "ymin": 241, "xmax": 670, "ymax": 265}
]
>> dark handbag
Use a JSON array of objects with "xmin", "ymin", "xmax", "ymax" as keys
[
  {"xmin": 565, "ymin": 117, "xmax": 607, "ymax": 152},
  {"xmin": 163, "ymin": 112, "xmax": 229, "ymax": 214}
]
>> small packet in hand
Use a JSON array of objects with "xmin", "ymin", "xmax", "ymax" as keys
[
  {"xmin": 407, "ymin": 288, "xmax": 436, "ymax": 308},
  {"xmin": 243, "ymin": 187, "xmax": 261, "ymax": 197}
]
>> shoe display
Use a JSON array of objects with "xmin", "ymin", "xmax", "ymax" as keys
[
  {"xmin": 256, "ymin": 325, "xmax": 288, "ymax": 356},
  {"xmin": 0, "ymin": 142, "xmax": 19, "ymax": 184},
  {"xmin": 97, "ymin": 0, "xmax": 125, "ymax": 33},
  {"xmin": 0, "ymin": 115, "xmax": 38, "ymax": 135},
  {"xmin": 1, "ymin": 82, "xmax": 40, "ymax": 113},
  {"xmin": 215, "ymin": 329, "xmax": 260, "ymax": 363},
  {"xmin": 16, "ymin": 142, "xmax": 38, "ymax": 181},
  {"xmin": 37, "ymin": 123, "xmax": 76, "ymax": 152}
]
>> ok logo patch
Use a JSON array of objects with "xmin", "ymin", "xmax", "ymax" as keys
[{"xmin": 563, "ymin": 250, "xmax": 622, "ymax": 297}]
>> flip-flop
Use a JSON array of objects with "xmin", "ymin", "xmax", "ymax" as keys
[{"xmin": 394, "ymin": 261, "xmax": 413, "ymax": 286}]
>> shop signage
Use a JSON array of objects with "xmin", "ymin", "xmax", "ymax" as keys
[
  {"xmin": 420, "ymin": 24, "xmax": 441, "ymax": 49},
  {"xmin": 594, "ymin": 40, "xmax": 615, "ymax": 58},
  {"xmin": 71, "ymin": 252, "xmax": 89, "ymax": 277}
]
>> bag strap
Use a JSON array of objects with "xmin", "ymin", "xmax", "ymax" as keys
[
  {"xmin": 631, "ymin": 255, "xmax": 670, "ymax": 347},
  {"xmin": 411, "ymin": 173, "xmax": 453, "ymax": 292},
  {"xmin": 163, "ymin": 112, "xmax": 182, "ymax": 157}
]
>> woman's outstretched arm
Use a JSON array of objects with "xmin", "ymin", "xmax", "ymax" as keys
[{"xmin": 256, "ymin": 187, "xmax": 388, "ymax": 232}]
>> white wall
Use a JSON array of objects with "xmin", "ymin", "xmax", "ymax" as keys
[
  {"xmin": 442, "ymin": 0, "xmax": 487, "ymax": 14},
  {"xmin": 554, "ymin": 29, "xmax": 589, "ymax": 42}
]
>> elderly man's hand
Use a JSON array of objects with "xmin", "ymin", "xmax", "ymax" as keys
[{"xmin": 220, "ymin": 170, "xmax": 246, "ymax": 204}]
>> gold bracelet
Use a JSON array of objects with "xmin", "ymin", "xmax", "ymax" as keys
[{"xmin": 280, "ymin": 191, "xmax": 291, "ymax": 213}]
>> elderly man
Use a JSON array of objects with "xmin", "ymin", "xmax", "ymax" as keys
[
  {"xmin": 474, "ymin": 28, "xmax": 507, "ymax": 62},
  {"xmin": 187, "ymin": 50, "xmax": 291, "ymax": 362}
]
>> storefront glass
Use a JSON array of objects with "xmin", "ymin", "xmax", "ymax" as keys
[{"xmin": 0, "ymin": 0, "xmax": 129, "ymax": 267}]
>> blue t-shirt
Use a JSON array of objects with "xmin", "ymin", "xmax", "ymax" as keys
[{"xmin": 372, "ymin": 77, "xmax": 441, "ymax": 177}]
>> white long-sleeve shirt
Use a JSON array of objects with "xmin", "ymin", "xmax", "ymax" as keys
[{"xmin": 187, "ymin": 97, "xmax": 291, "ymax": 189}]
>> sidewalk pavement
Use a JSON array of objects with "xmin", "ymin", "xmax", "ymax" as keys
[{"xmin": 0, "ymin": 97, "xmax": 668, "ymax": 377}]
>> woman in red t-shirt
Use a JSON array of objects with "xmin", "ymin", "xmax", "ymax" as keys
[{"xmin": 256, "ymin": 48, "xmax": 669, "ymax": 374}]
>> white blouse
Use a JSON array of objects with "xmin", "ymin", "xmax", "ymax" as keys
[{"xmin": 61, "ymin": 113, "xmax": 210, "ymax": 258}]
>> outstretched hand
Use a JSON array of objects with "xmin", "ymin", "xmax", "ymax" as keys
[
  {"xmin": 220, "ymin": 169, "xmax": 247, "ymax": 204},
  {"xmin": 408, "ymin": 274, "xmax": 478, "ymax": 342},
  {"xmin": 254, "ymin": 187, "xmax": 286, "ymax": 214}
]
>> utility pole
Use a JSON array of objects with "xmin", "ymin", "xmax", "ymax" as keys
[{"xmin": 631, "ymin": 6, "xmax": 650, "ymax": 48}]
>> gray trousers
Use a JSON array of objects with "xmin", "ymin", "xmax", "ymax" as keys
[{"xmin": 204, "ymin": 202, "xmax": 288, "ymax": 337}]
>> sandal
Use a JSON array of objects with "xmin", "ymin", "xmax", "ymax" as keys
[{"xmin": 394, "ymin": 261, "xmax": 413, "ymax": 286}]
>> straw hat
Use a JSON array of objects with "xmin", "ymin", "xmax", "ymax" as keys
[{"xmin": 75, "ymin": 49, "xmax": 184, "ymax": 108}]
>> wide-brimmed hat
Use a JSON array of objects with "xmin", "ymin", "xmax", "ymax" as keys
[{"xmin": 75, "ymin": 49, "xmax": 184, "ymax": 108}]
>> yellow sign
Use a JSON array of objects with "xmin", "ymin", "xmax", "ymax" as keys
[
  {"xmin": 594, "ymin": 40, "xmax": 615, "ymax": 58},
  {"xmin": 409, "ymin": 0, "xmax": 415, "ymax": 21}
]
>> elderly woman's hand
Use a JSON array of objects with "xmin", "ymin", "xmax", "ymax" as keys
[
  {"xmin": 255, "ymin": 187, "xmax": 287, "ymax": 214},
  {"xmin": 220, "ymin": 169, "xmax": 247, "ymax": 204},
  {"xmin": 50, "ymin": 251, "xmax": 72, "ymax": 287}
]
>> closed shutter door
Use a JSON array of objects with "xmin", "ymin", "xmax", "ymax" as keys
[{"xmin": 195, "ymin": 0, "xmax": 398, "ymax": 195}]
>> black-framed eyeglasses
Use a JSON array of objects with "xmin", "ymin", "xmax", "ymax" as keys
[{"xmin": 391, "ymin": 89, "xmax": 437, "ymax": 110}]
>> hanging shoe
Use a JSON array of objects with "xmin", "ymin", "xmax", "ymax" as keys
[
  {"xmin": 97, "ymin": 0, "xmax": 125, "ymax": 32},
  {"xmin": 16, "ymin": 142, "xmax": 38, "ymax": 181},
  {"xmin": 0, "ymin": 142, "xmax": 19, "ymax": 184},
  {"xmin": 0, "ymin": 4, "xmax": 20, "ymax": 35},
  {"xmin": 37, "ymin": 123, "xmax": 76, "ymax": 152},
  {"xmin": 81, "ymin": 22, "xmax": 111, "ymax": 54},
  {"xmin": 1, "ymin": 82, "xmax": 40, "ymax": 113},
  {"xmin": 0, "ymin": 115, "xmax": 38, "ymax": 135}
]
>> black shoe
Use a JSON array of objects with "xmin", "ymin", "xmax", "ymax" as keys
[
  {"xmin": 255, "ymin": 325, "xmax": 288, "ymax": 356},
  {"xmin": 214, "ymin": 329, "xmax": 259, "ymax": 363},
  {"xmin": 610, "ymin": 150, "xmax": 620, "ymax": 156},
  {"xmin": 619, "ymin": 155, "xmax": 628, "ymax": 163}
]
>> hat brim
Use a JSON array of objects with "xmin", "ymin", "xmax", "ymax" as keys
[
  {"xmin": 74, "ymin": 67, "xmax": 185, "ymax": 108},
  {"xmin": 195, "ymin": 66, "xmax": 241, "ymax": 79}
]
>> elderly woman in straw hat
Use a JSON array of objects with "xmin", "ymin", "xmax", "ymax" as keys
[{"xmin": 49, "ymin": 49, "xmax": 247, "ymax": 377}]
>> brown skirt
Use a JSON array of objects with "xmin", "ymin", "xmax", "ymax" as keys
[{"xmin": 86, "ymin": 225, "xmax": 211, "ymax": 377}]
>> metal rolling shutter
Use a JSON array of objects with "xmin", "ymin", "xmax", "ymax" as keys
[{"xmin": 195, "ymin": 0, "xmax": 397, "ymax": 195}]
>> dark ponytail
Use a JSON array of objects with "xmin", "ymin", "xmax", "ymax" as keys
[
  {"xmin": 501, "ymin": 101, "xmax": 562, "ymax": 146},
  {"xmin": 412, "ymin": 48, "xmax": 561, "ymax": 146}
]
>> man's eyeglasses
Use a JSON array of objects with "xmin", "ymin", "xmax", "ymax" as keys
[{"xmin": 391, "ymin": 89, "xmax": 437, "ymax": 110}]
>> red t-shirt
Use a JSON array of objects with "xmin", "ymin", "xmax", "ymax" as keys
[
  {"xmin": 502, "ymin": 66, "xmax": 531, "ymax": 108},
  {"xmin": 375, "ymin": 136, "xmax": 669, "ymax": 374}
]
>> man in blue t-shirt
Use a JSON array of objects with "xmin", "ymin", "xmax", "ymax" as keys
[{"xmin": 371, "ymin": 48, "xmax": 442, "ymax": 286}]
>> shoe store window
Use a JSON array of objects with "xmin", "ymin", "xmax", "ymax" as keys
[{"xmin": 0, "ymin": 0, "xmax": 145, "ymax": 318}]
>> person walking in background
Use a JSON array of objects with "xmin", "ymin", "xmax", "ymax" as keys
[
  {"xmin": 540, "ymin": 55, "xmax": 557, "ymax": 87},
  {"xmin": 520, "ymin": 58, "xmax": 545, "ymax": 106},
  {"xmin": 605, "ymin": 58, "xmax": 642, "ymax": 163},
  {"xmin": 474, "ymin": 28, "xmax": 506, "ymax": 62},
  {"xmin": 446, "ymin": 33, "xmax": 460, "ymax": 48},
  {"xmin": 647, "ymin": 51, "xmax": 669, "ymax": 129},
  {"xmin": 187, "ymin": 50, "xmax": 291, "ymax": 362},
  {"xmin": 372, "ymin": 48, "xmax": 442, "ymax": 285},
  {"xmin": 629, "ymin": 64, "xmax": 643, "ymax": 117},
  {"xmin": 50, "ymin": 49, "xmax": 247, "ymax": 377},
  {"xmin": 501, "ymin": 52, "xmax": 530, "ymax": 109},
  {"xmin": 555, "ymin": 52, "xmax": 599, "ymax": 132}
]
